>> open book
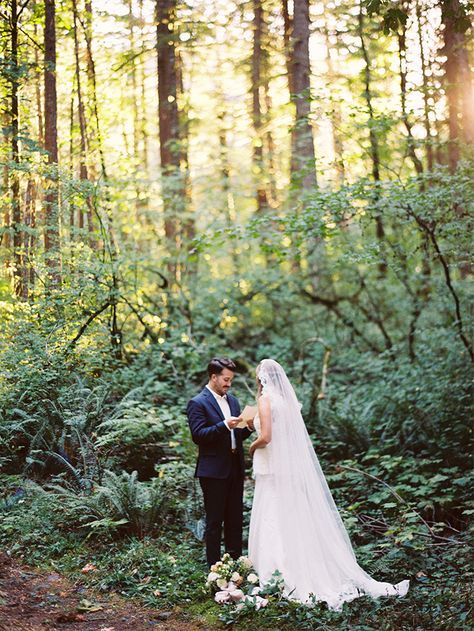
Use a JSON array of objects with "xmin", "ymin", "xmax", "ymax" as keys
[{"xmin": 236, "ymin": 405, "xmax": 257, "ymax": 428}]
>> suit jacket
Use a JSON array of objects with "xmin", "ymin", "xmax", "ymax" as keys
[{"xmin": 186, "ymin": 387, "xmax": 252, "ymax": 479}]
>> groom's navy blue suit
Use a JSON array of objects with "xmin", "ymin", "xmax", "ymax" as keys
[{"xmin": 187, "ymin": 387, "xmax": 252, "ymax": 566}]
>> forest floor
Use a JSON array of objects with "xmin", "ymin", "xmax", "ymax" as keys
[{"xmin": 0, "ymin": 553, "xmax": 215, "ymax": 631}]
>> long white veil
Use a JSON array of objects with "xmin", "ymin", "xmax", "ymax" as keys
[{"xmin": 256, "ymin": 358, "xmax": 409, "ymax": 609}]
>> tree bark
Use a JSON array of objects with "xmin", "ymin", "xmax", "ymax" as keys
[
  {"xmin": 252, "ymin": 0, "xmax": 269, "ymax": 212},
  {"xmin": 290, "ymin": 0, "xmax": 317, "ymax": 189},
  {"xmin": 139, "ymin": 0, "xmax": 149, "ymax": 174},
  {"xmin": 358, "ymin": 2, "xmax": 386, "ymax": 273},
  {"xmin": 83, "ymin": 0, "xmax": 107, "ymax": 180},
  {"xmin": 72, "ymin": 0, "xmax": 94, "ymax": 234},
  {"xmin": 441, "ymin": 0, "xmax": 474, "ymax": 172},
  {"xmin": 44, "ymin": 0, "xmax": 61, "ymax": 287},
  {"xmin": 323, "ymin": 8, "xmax": 345, "ymax": 184},
  {"xmin": 10, "ymin": 0, "xmax": 24, "ymax": 297},
  {"xmin": 415, "ymin": 1, "xmax": 434, "ymax": 170},
  {"xmin": 156, "ymin": 0, "xmax": 180, "ymax": 277}
]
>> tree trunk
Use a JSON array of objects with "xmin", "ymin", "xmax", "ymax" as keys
[
  {"xmin": 323, "ymin": 8, "xmax": 345, "ymax": 184},
  {"xmin": 10, "ymin": 0, "xmax": 24, "ymax": 297},
  {"xmin": 398, "ymin": 19, "xmax": 424, "ymax": 176},
  {"xmin": 44, "ymin": 0, "xmax": 61, "ymax": 287},
  {"xmin": 24, "ymin": 178, "xmax": 37, "ymax": 296},
  {"xmin": 84, "ymin": 0, "xmax": 107, "ymax": 180},
  {"xmin": 358, "ymin": 3, "xmax": 386, "ymax": 274},
  {"xmin": 176, "ymin": 49, "xmax": 194, "ymax": 248},
  {"xmin": 290, "ymin": 0, "xmax": 317, "ymax": 189},
  {"xmin": 34, "ymin": 18, "xmax": 44, "ymax": 147},
  {"xmin": 156, "ymin": 0, "xmax": 181, "ymax": 278},
  {"xmin": 218, "ymin": 111, "xmax": 234, "ymax": 230},
  {"xmin": 415, "ymin": 1, "xmax": 434, "ymax": 170},
  {"xmin": 139, "ymin": 0, "xmax": 149, "ymax": 174},
  {"xmin": 72, "ymin": 0, "xmax": 94, "ymax": 235},
  {"xmin": 252, "ymin": 0, "xmax": 269, "ymax": 212},
  {"xmin": 441, "ymin": 0, "xmax": 474, "ymax": 172}
]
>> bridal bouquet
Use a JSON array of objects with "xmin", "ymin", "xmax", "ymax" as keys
[{"xmin": 205, "ymin": 553, "xmax": 268, "ymax": 611}]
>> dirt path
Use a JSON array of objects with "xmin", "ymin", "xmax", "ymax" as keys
[{"xmin": 0, "ymin": 553, "xmax": 215, "ymax": 631}]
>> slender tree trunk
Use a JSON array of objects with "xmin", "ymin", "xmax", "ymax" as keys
[
  {"xmin": 139, "ymin": 0, "xmax": 149, "ymax": 174},
  {"xmin": 358, "ymin": 3, "xmax": 386, "ymax": 274},
  {"xmin": 263, "ymin": 77, "xmax": 277, "ymax": 206},
  {"xmin": 69, "ymin": 88, "xmax": 78, "ymax": 234},
  {"xmin": 323, "ymin": 10, "xmax": 345, "ymax": 184},
  {"xmin": 252, "ymin": 0, "xmax": 268, "ymax": 212},
  {"xmin": 1, "ymin": 108, "xmax": 10, "ymax": 256},
  {"xmin": 156, "ymin": 0, "xmax": 181, "ymax": 278},
  {"xmin": 290, "ymin": 0, "xmax": 317, "ymax": 189},
  {"xmin": 282, "ymin": 0, "xmax": 293, "ymax": 95},
  {"xmin": 23, "ymin": 178, "xmax": 36, "ymax": 296},
  {"xmin": 34, "ymin": 19, "xmax": 44, "ymax": 146},
  {"xmin": 282, "ymin": 0, "xmax": 297, "ymax": 181},
  {"xmin": 44, "ymin": 0, "xmax": 61, "ymax": 287},
  {"xmin": 72, "ymin": 0, "xmax": 94, "ymax": 234},
  {"xmin": 84, "ymin": 0, "xmax": 107, "ymax": 180},
  {"xmin": 176, "ymin": 49, "xmax": 194, "ymax": 247},
  {"xmin": 128, "ymin": 0, "xmax": 140, "ymax": 164},
  {"xmin": 415, "ymin": 1, "xmax": 434, "ymax": 170},
  {"xmin": 217, "ymin": 107, "xmax": 238, "ymax": 270},
  {"xmin": 10, "ymin": 0, "xmax": 24, "ymax": 297},
  {"xmin": 398, "ymin": 19, "xmax": 424, "ymax": 176},
  {"xmin": 441, "ymin": 0, "xmax": 474, "ymax": 172}
]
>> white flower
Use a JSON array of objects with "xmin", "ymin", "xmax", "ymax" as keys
[
  {"xmin": 207, "ymin": 571, "xmax": 219, "ymax": 582},
  {"xmin": 231, "ymin": 572, "xmax": 242, "ymax": 584},
  {"xmin": 247, "ymin": 573, "xmax": 259, "ymax": 584},
  {"xmin": 214, "ymin": 591, "xmax": 230, "ymax": 604},
  {"xmin": 238, "ymin": 556, "xmax": 253, "ymax": 569},
  {"xmin": 216, "ymin": 578, "xmax": 228, "ymax": 590},
  {"xmin": 255, "ymin": 596, "xmax": 268, "ymax": 610},
  {"xmin": 251, "ymin": 586, "xmax": 262, "ymax": 596}
]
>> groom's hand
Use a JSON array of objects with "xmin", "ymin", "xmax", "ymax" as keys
[{"xmin": 226, "ymin": 416, "xmax": 242, "ymax": 429}]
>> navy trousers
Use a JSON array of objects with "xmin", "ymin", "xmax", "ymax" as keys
[{"xmin": 199, "ymin": 454, "xmax": 244, "ymax": 567}]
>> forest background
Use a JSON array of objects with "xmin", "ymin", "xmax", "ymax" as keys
[{"xmin": 0, "ymin": 0, "xmax": 472, "ymax": 629}]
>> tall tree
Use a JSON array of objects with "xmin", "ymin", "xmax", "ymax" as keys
[
  {"xmin": 44, "ymin": 0, "xmax": 61, "ymax": 287},
  {"xmin": 440, "ymin": 0, "xmax": 474, "ymax": 172},
  {"xmin": 72, "ymin": 0, "xmax": 94, "ymax": 234},
  {"xmin": 322, "ymin": 5, "xmax": 345, "ymax": 184},
  {"xmin": 289, "ymin": 0, "xmax": 317, "ymax": 190},
  {"xmin": 9, "ymin": 0, "xmax": 23, "ymax": 297},
  {"xmin": 251, "ymin": 0, "xmax": 269, "ymax": 212},
  {"xmin": 415, "ymin": 0, "xmax": 434, "ymax": 170},
  {"xmin": 156, "ymin": 0, "xmax": 181, "ymax": 278},
  {"xmin": 358, "ymin": 2, "xmax": 386, "ymax": 273}
]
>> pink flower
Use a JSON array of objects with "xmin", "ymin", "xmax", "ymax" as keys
[
  {"xmin": 214, "ymin": 591, "xmax": 230, "ymax": 604},
  {"xmin": 229, "ymin": 589, "xmax": 245, "ymax": 602}
]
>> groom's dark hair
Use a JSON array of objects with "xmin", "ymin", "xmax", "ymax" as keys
[{"xmin": 208, "ymin": 357, "xmax": 237, "ymax": 377}]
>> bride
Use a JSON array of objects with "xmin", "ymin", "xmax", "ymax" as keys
[{"xmin": 248, "ymin": 358, "xmax": 409, "ymax": 611}]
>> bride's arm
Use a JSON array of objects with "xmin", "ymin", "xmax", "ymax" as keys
[{"xmin": 249, "ymin": 396, "xmax": 272, "ymax": 455}]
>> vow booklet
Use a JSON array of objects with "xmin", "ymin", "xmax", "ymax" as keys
[{"xmin": 236, "ymin": 405, "xmax": 257, "ymax": 428}]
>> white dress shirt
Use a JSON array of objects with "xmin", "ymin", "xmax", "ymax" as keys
[{"xmin": 206, "ymin": 385, "xmax": 236, "ymax": 450}]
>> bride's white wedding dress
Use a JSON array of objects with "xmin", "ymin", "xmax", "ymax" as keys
[{"xmin": 248, "ymin": 359, "xmax": 409, "ymax": 611}]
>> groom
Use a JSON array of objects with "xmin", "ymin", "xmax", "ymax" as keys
[{"xmin": 187, "ymin": 357, "xmax": 253, "ymax": 567}]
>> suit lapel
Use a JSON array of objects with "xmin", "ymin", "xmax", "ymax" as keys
[
  {"xmin": 202, "ymin": 387, "xmax": 225, "ymax": 421},
  {"xmin": 227, "ymin": 394, "xmax": 239, "ymax": 417}
]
